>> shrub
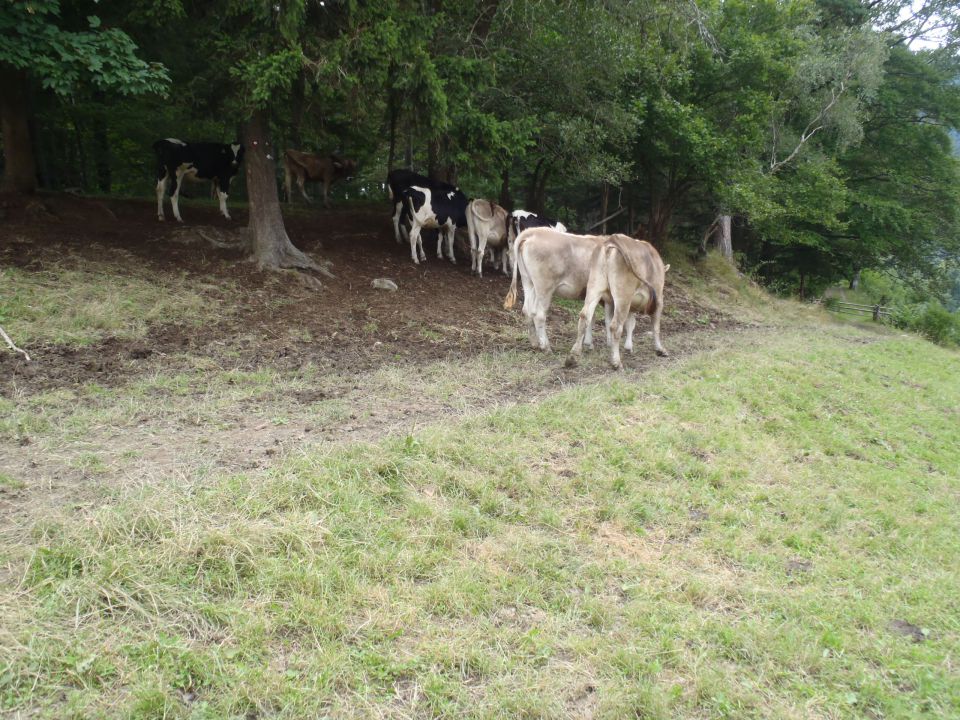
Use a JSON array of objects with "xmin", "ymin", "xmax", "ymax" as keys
[{"xmin": 892, "ymin": 302, "xmax": 960, "ymax": 347}]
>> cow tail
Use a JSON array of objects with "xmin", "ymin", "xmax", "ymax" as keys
[
  {"xmin": 504, "ymin": 236, "xmax": 522, "ymax": 309},
  {"xmin": 607, "ymin": 238, "xmax": 661, "ymax": 316}
]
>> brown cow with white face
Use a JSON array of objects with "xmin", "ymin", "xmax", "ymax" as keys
[{"xmin": 283, "ymin": 150, "xmax": 356, "ymax": 207}]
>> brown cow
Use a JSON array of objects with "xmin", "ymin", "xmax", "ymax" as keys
[
  {"xmin": 567, "ymin": 234, "xmax": 669, "ymax": 369},
  {"xmin": 465, "ymin": 199, "xmax": 509, "ymax": 277},
  {"xmin": 283, "ymin": 150, "xmax": 356, "ymax": 207},
  {"xmin": 504, "ymin": 228, "xmax": 613, "ymax": 353}
]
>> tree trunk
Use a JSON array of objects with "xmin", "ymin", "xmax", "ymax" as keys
[
  {"xmin": 92, "ymin": 92, "xmax": 111, "ymax": 193},
  {"xmin": 499, "ymin": 167, "xmax": 512, "ymax": 211},
  {"xmin": 534, "ymin": 165, "xmax": 550, "ymax": 215},
  {"xmin": 849, "ymin": 267, "xmax": 861, "ymax": 290},
  {"xmin": 600, "ymin": 183, "xmax": 610, "ymax": 234},
  {"xmin": 0, "ymin": 66, "xmax": 37, "ymax": 193},
  {"xmin": 646, "ymin": 193, "xmax": 672, "ymax": 248},
  {"xmin": 387, "ymin": 92, "xmax": 398, "ymax": 172},
  {"xmin": 526, "ymin": 158, "xmax": 544, "ymax": 209},
  {"xmin": 243, "ymin": 109, "xmax": 330, "ymax": 276},
  {"xmin": 716, "ymin": 214, "xmax": 733, "ymax": 260},
  {"xmin": 289, "ymin": 71, "xmax": 306, "ymax": 151},
  {"xmin": 798, "ymin": 272, "xmax": 805, "ymax": 300}
]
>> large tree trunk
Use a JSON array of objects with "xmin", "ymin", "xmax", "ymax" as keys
[
  {"xmin": 646, "ymin": 192, "xmax": 672, "ymax": 248},
  {"xmin": 243, "ymin": 109, "xmax": 331, "ymax": 276},
  {"xmin": 0, "ymin": 67, "xmax": 37, "ymax": 193}
]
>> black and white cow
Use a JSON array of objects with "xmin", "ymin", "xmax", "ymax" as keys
[
  {"xmin": 387, "ymin": 169, "xmax": 432, "ymax": 243},
  {"xmin": 403, "ymin": 183, "xmax": 469, "ymax": 265},
  {"xmin": 507, "ymin": 209, "xmax": 567, "ymax": 247},
  {"xmin": 502, "ymin": 209, "xmax": 568, "ymax": 274},
  {"xmin": 154, "ymin": 139, "xmax": 244, "ymax": 222}
]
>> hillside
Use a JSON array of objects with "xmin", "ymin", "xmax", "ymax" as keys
[{"xmin": 1, "ymin": 196, "xmax": 958, "ymax": 719}]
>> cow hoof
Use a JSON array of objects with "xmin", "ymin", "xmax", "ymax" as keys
[
  {"xmin": 564, "ymin": 355, "xmax": 579, "ymax": 368},
  {"xmin": 583, "ymin": 342, "xmax": 594, "ymax": 351},
  {"xmin": 656, "ymin": 349, "xmax": 669, "ymax": 357},
  {"xmin": 612, "ymin": 361, "xmax": 625, "ymax": 371}
]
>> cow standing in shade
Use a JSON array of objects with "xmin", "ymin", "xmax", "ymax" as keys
[
  {"xmin": 402, "ymin": 183, "xmax": 469, "ymax": 265},
  {"xmin": 465, "ymin": 199, "xmax": 509, "ymax": 277},
  {"xmin": 283, "ymin": 150, "xmax": 356, "ymax": 207},
  {"xmin": 154, "ymin": 139, "xmax": 243, "ymax": 222}
]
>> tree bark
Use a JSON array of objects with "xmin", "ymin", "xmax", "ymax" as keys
[
  {"xmin": 0, "ymin": 66, "xmax": 37, "ymax": 193},
  {"xmin": 849, "ymin": 267, "xmax": 861, "ymax": 290},
  {"xmin": 243, "ymin": 109, "xmax": 330, "ymax": 276},
  {"xmin": 534, "ymin": 165, "xmax": 550, "ymax": 215},
  {"xmin": 92, "ymin": 92, "xmax": 111, "ymax": 193},
  {"xmin": 716, "ymin": 214, "xmax": 733, "ymax": 260},
  {"xmin": 499, "ymin": 167, "xmax": 512, "ymax": 211},
  {"xmin": 526, "ymin": 158, "xmax": 544, "ymax": 209},
  {"xmin": 646, "ymin": 192, "xmax": 672, "ymax": 248},
  {"xmin": 600, "ymin": 183, "xmax": 610, "ymax": 234}
]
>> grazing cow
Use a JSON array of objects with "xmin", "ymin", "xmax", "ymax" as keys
[
  {"xmin": 465, "ymin": 199, "xmax": 509, "ymax": 276},
  {"xmin": 566, "ymin": 234, "xmax": 668, "ymax": 368},
  {"xmin": 154, "ymin": 139, "xmax": 244, "ymax": 222},
  {"xmin": 403, "ymin": 183, "xmax": 469, "ymax": 265},
  {"xmin": 283, "ymin": 150, "xmax": 356, "ymax": 207}
]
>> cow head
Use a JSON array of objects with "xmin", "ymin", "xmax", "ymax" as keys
[{"xmin": 331, "ymin": 156, "xmax": 357, "ymax": 181}]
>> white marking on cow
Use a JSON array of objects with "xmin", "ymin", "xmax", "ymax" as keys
[
  {"xmin": 218, "ymin": 190, "xmax": 230, "ymax": 219},
  {"xmin": 447, "ymin": 191, "xmax": 455, "ymax": 200},
  {"xmin": 165, "ymin": 138, "xmax": 187, "ymax": 146}
]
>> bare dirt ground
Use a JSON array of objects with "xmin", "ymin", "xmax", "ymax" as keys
[{"xmin": 1, "ymin": 193, "xmax": 758, "ymax": 523}]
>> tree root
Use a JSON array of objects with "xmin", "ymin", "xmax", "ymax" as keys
[{"xmin": 0, "ymin": 325, "xmax": 31, "ymax": 362}]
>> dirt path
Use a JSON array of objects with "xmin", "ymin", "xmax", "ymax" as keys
[{"xmin": 1, "ymin": 194, "xmax": 755, "ymax": 526}]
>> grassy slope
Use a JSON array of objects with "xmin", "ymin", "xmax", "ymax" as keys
[{"xmin": 2, "ymin": 323, "xmax": 958, "ymax": 719}]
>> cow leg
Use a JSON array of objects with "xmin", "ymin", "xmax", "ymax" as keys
[
  {"xmin": 603, "ymin": 301, "xmax": 613, "ymax": 346},
  {"xmin": 217, "ymin": 176, "xmax": 231, "ymax": 220},
  {"xmin": 567, "ymin": 287, "xmax": 604, "ymax": 366},
  {"xmin": 171, "ymin": 170, "xmax": 185, "ymax": 222},
  {"xmin": 298, "ymin": 174, "xmax": 312, "ymax": 203},
  {"xmin": 392, "ymin": 202, "xmax": 404, "ymax": 244},
  {"xmin": 436, "ymin": 230, "xmax": 444, "ymax": 260},
  {"xmin": 519, "ymin": 280, "xmax": 539, "ymax": 349},
  {"xmin": 156, "ymin": 172, "xmax": 168, "ymax": 221},
  {"xmin": 445, "ymin": 225, "xmax": 456, "ymax": 264},
  {"xmin": 651, "ymin": 293, "xmax": 668, "ymax": 357},
  {"xmin": 475, "ymin": 236, "xmax": 487, "ymax": 277},
  {"xmin": 409, "ymin": 224, "xmax": 423, "ymax": 264},
  {"xmin": 624, "ymin": 314, "xmax": 637, "ymax": 352},
  {"xmin": 608, "ymin": 299, "xmax": 633, "ymax": 369},
  {"xmin": 532, "ymin": 291, "xmax": 553, "ymax": 351}
]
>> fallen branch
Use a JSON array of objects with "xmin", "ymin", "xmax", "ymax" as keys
[{"xmin": 0, "ymin": 325, "xmax": 31, "ymax": 362}]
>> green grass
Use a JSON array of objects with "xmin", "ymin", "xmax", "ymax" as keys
[
  {"xmin": 0, "ymin": 264, "xmax": 214, "ymax": 346},
  {"xmin": 2, "ymin": 327, "xmax": 957, "ymax": 719}
]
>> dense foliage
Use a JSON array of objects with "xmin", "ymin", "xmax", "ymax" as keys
[{"xmin": 2, "ymin": 0, "xmax": 958, "ymax": 300}]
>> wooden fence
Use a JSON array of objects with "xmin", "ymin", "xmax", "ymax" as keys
[{"xmin": 828, "ymin": 301, "xmax": 893, "ymax": 321}]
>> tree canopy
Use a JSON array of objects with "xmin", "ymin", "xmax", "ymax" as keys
[{"xmin": 1, "ymin": 0, "xmax": 958, "ymax": 297}]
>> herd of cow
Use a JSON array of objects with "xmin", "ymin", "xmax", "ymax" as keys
[{"xmin": 152, "ymin": 138, "xmax": 669, "ymax": 368}]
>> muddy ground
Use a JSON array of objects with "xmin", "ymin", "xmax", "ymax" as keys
[{"xmin": 1, "ymin": 193, "xmax": 757, "ymax": 521}]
